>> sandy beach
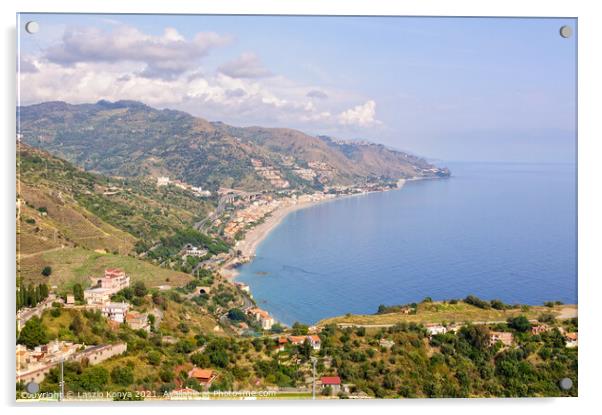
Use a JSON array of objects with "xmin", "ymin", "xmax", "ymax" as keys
[{"xmin": 219, "ymin": 196, "xmax": 335, "ymax": 279}]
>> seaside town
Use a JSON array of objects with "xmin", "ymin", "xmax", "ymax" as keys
[{"xmin": 15, "ymin": 143, "xmax": 578, "ymax": 400}]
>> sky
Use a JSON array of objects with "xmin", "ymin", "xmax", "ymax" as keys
[{"xmin": 17, "ymin": 14, "xmax": 577, "ymax": 162}]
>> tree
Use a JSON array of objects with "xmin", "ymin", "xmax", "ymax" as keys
[
  {"xmin": 79, "ymin": 366, "xmax": 110, "ymax": 391},
  {"xmin": 191, "ymin": 352, "xmax": 210, "ymax": 368},
  {"xmin": 459, "ymin": 324, "xmax": 490, "ymax": 351},
  {"xmin": 147, "ymin": 350, "xmax": 162, "ymax": 366},
  {"xmin": 111, "ymin": 366, "xmax": 134, "ymax": 386},
  {"xmin": 73, "ymin": 283, "xmax": 84, "ymax": 302},
  {"xmin": 17, "ymin": 317, "xmax": 48, "ymax": 348},
  {"xmin": 133, "ymin": 281, "xmax": 148, "ymax": 297},
  {"xmin": 41, "ymin": 266, "xmax": 52, "ymax": 277},
  {"xmin": 508, "ymin": 315, "xmax": 531, "ymax": 332},
  {"xmin": 291, "ymin": 322, "xmax": 309, "ymax": 335},
  {"xmin": 227, "ymin": 308, "xmax": 246, "ymax": 322},
  {"xmin": 70, "ymin": 313, "xmax": 84, "ymax": 333}
]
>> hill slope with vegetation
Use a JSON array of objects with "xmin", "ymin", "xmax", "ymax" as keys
[
  {"xmin": 18, "ymin": 100, "xmax": 449, "ymax": 192},
  {"xmin": 17, "ymin": 144, "xmax": 225, "ymax": 289}
]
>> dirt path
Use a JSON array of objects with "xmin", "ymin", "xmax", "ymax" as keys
[{"xmin": 18, "ymin": 246, "xmax": 65, "ymax": 259}]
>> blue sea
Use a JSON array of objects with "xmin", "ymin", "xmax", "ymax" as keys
[{"xmin": 237, "ymin": 162, "xmax": 577, "ymax": 325}]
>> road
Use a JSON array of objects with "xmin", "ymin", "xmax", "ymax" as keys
[
  {"xmin": 195, "ymin": 195, "xmax": 228, "ymax": 233},
  {"xmin": 17, "ymin": 294, "xmax": 59, "ymax": 329}
]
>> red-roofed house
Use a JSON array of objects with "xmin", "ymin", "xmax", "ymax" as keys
[
  {"xmin": 321, "ymin": 376, "xmax": 341, "ymax": 394},
  {"xmin": 277, "ymin": 337, "xmax": 289, "ymax": 352},
  {"xmin": 565, "ymin": 332, "xmax": 578, "ymax": 348},
  {"xmin": 307, "ymin": 335, "xmax": 321, "ymax": 350},
  {"xmin": 188, "ymin": 368, "xmax": 216, "ymax": 386},
  {"xmin": 288, "ymin": 335, "xmax": 306, "ymax": 346}
]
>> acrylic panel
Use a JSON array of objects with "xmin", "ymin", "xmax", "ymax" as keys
[{"xmin": 16, "ymin": 13, "xmax": 577, "ymax": 401}]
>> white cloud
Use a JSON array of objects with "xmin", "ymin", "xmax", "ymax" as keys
[
  {"xmin": 19, "ymin": 24, "xmax": 383, "ymax": 135},
  {"xmin": 218, "ymin": 52, "xmax": 272, "ymax": 79},
  {"xmin": 44, "ymin": 25, "xmax": 230, "ymax": 80},
  {"xmin": 338, "ymin": 100, "xmax": 379, "ymax": 126}
]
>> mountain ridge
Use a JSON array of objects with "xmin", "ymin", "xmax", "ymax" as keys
[{"xmin": 18, "ymin": 100, "xmax": 450, "ymax": 192}]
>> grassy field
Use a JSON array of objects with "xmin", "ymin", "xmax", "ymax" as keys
[
  {"xmin": 318, "ymin": 301, "xmax": 578, "ymax": 327},
  {"xmin": 159, "ymin": 299, "xmax": 224, "ymax": 336},
  {"xmin": 18, "ymin": 247, "xmax": 192, "ymax": 290}
]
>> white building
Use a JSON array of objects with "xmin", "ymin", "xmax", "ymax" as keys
[
  {"xmin": 248, "ymin": 308, "xmax": 275, "ymax": 330},
  {"xmin": 183, "ymin": 244, "xmax": 208, "ymax": 257},
  {"xmin": 307, "ymin": 335, "xmax": 321, "ymax": 350},
  {"xmin": 84, "ymin": 288, "xmax": 111, "ymax": 305},
  {"xmin": 101, "ymin": 302, "xmax": 130, "ymax": 323},
  {"xmin": 157, "ymin": 176, "xmax": 170, "ymax": 186},
  {"xmin": 426, "ymin": 324, "xmax": 447, "ymax": 337}
]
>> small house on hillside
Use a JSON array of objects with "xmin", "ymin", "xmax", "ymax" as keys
[
  {"xmin": 490, "ymin": 331, "xmax": 514, "ymax": 347},
  {"xmin": 188, "ymin": 368, "xmax": 216, "ymax": 387},
  {"xmin": 321, "ymin": 376, "xmax": 341, "ymax": 394}
]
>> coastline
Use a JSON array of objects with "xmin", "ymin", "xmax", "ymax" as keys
[
  {"xmin": 220, "ymin": 180, "xmax": 412, "ymax": 280},
  {"xmin": 219, "ymin": 195, "xmax": 336, "ymax": 279}
]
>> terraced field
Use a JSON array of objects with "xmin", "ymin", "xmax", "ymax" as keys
[{"xmin": 19, "ymin": 247, "xmax": 192, "ymax": 291}]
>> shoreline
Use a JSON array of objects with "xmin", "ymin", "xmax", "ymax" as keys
[
  {"xmin": 219, "ymin": 179, "xmax": 414, "ymax": 280},
  {"xmin": 219, "ymin": 195, "xmax": 337, "ymax": 279}
]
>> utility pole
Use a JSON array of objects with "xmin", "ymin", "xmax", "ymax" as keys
[
  {"xmin": 59, "ymin": 358, "xmax": 64, "ymax": 402},
  {"xmin": 311, "ymin": 357, "xmax": 317, "ymax": 400}
]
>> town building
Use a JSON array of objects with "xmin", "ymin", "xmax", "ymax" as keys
[
  {"xmin": 157, "ymin": 176, "xmax": 170, "ymax": 186},
  {"xmin": 126, "ymin": 311, "xmax": 150, "ymax": 331},
  {"xmin": 277, "ymin": 337, "xmax": 289, "ymax": 352},
  {"xmin": 531, "ymin": 324, "xmax": 550, "ymax": 336},
  {"xmin": 183, "ymin": 244, "xmax": 208, "ymax": 258},
  {"xmin": 98, "ymin": 268, "xmax": 130, "ymax": 294},
  {"xmin": 288, "ymin": 335, "xmax": 307, "ymax": 346},
  {"xmin": 321, "ymin": 376, "xmax": 341, "ymax": 394},
  {"xmin": 187, "ymin": 368, "xmax": 216, "ymax": 387},
  {"xmin": 247, "ymin": 307, "xmax": 275, "ymax": 330},
  {"xmin": 84, "ymin": 287, "xmax": 112, "ymax": 305},
  {"xmin": 234, "ymin": 282, "xmax": 251, "ymax": 294},
  {"xmin": 307, "ymin": 335, "xmax": 321, "ymax": 350},
  {"xmin": 490, "ymin": 331, "xmax": 514, "ymax": 347},
  {"xmin": 565, "ymin": 332, "xmax": 578, "ymax": 348},
  {"xmin": 426, "ymin": 324, "xmax": 447, "ymax": 337},
  {"xmin": 66, "ymin": 294, "xmax": 75, "ymax": 305},
  {"xmin": 101, "ymin": 302, "xmax": 130, "ymax": 323},
  {"xmin": 16, "ymin": 342, "xmax": 127, "ymax": 384}
]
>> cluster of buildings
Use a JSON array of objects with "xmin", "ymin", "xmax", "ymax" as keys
[
  {"xmin": 425, "ymin": 321, "xmax": 578, "ymax": 349},
  {"xmin": 250, "ymin": 159, "xmax": 290, "ymax": 189},
  {"xmin": 156, "ymin": 176, "xmax": 211, "ymax": 197},
  {"xmin": 223, "ymin": 199, "xmax": 281, "ymax": 239},
  {"xmin": 16, "ymin": 341, "xmax": 127, "ymax": 384},
  {"xmin": 277, "ymin": 334, "xmax": 321, "ymax": 351},
  {"xmin": 84, "ymin": 268, "xmax": 131, "ymax": 305},
  {"xmin": 81, "ymin": 268, "xmax": 151, "ymax": 330}
]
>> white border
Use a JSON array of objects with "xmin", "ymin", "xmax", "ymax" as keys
[{"xmin": 2, "ymin": 1, "xmax": 601, "ymax": 414}]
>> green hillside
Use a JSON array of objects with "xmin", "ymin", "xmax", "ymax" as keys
[
  {"xmin": 17, "ymin": 144, "xmax": 221, "ymax": 288},
  {"xmin": 18, "ymin": 100, "xmax": 449, "ymax": 192}
]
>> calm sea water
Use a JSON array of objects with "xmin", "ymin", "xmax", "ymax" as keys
[{"xmin": 237, "ymin": 162, "xmax": 577, "ymax": 325}]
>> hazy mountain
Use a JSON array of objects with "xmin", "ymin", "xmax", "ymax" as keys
[{"xmin": 18, "ymin": 100, "xmax": 449, "ymax": 191}]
